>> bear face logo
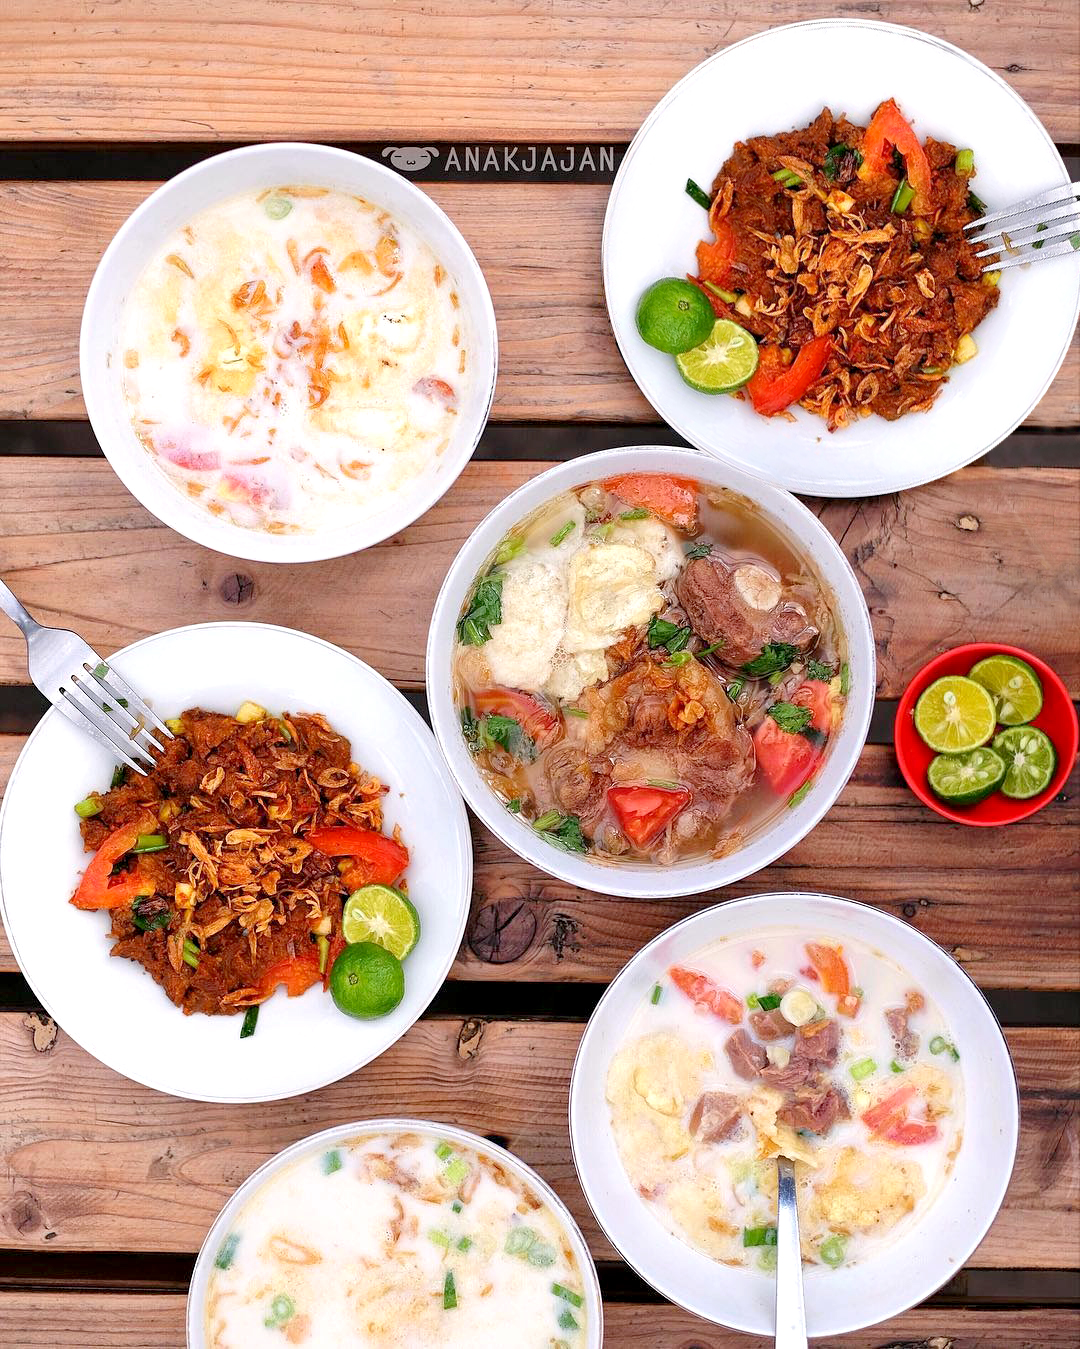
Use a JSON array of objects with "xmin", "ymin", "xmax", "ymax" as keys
[{"xmin": 382, "ymin": 146, "xmax": 440, "ymax": 172}]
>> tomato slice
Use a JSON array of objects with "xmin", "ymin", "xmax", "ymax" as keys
[
  {"xmin": 608, "ymin": 784, "xmax": 691, "ymax": 848},
  {"xmin": 753, "ymin": 680, "xmax": 837, "ymax": 797},
  {"xmin": 860, "ymin": 98, "xmax": 933, "ymax": 212},
  {"xmin": 883, "ymin": 1119, "xmax": 940, "ymax": 1145},
  {"xmin": 602, "ymin": 474, "xmax": 699, "ymax": 531},
  {"xmin": 70, "ymin": 821, "xmax": 158, "ymax": 910},
  {"xmin": 747, "ymin": 337, "xmax": 833, "ymax": 416},
  {"xmin": 306, "ymin": 825, "xmax": 409, "ymax": 887},
  {"xmin": 861, "ymin": 1085, "xmax": 916, "ymax": 1134},
  {"xmin": 805, "ymin": 942, "xmax": 851, "ymax": 997},
  {"xmin": 669, "ymin": 966, "xmax": 743, "ymax": 1024},
  {"xmin": 695, "ymin": 218, "xmax": 736, "ymax": 286},
  {"xmin": 472, "ymin": 687, "xmax": 561, "ymax": 748},
  {"xmin": 257, "ymin": 956, "xmax": 323, "ymax": 1000}
]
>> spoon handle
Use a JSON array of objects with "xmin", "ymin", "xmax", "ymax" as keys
[{"xmin": 774, "ymin": 1156, "xmax": 808, "ymax": 1348}]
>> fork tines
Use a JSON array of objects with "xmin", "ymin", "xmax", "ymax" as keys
[
  {"xmin": 60, "ymin": 659, "xmax": 173, "ymax": 776},
  {"xmin": 965, "ymin": 180, "xmax": 1080, "ymax": 271}
]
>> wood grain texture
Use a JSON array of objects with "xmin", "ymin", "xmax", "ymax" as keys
[
  {"xmin": 0, "ymin": 1017, "xmax": 1073, "ymax": 1269},
  {"xmin": 1, "ymin": 1, "xmax": 1077, "ymax": 143},
  {"xmin": 0, "ymin": 459, "xmax": 1077, "ymax": 695},
  {"xmin": 0, "ymin": 1294, "xmax": 1077, "ymax": 1349},
  {"xmin": 0, "ymin": 181, "xmax": 1076, "ymax": 426},
  {"xmin": 1, "ymin": 740, "xmax": 1076, "ymax": 988}
]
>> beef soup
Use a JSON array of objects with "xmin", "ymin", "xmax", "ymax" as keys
[{"xmin": 451, "ymin": 473, "xmax": 849, "ymax": 865}]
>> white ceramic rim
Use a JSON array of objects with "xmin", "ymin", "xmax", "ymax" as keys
[
  {"xmin": 79, "ymin": 142, "xmax": 498, "ymax": 563},
  {"xmin": 602, "ymin": 19, "xmax": 1080, "ymax": 498},
  {"xmin": 425, "ymin": 446, "xmax": 876, "ymax": 898},
  {"xmin": 0, "ymin": 621, "xmax": 473, "ymax": 1103},
  {"xmin": 185, "ymin": 1115, "xmax": 604, "ymax": 1347},
  {"xmin": 567, "ymin": 890, "xmax": 1021, "ymax": 1336}
]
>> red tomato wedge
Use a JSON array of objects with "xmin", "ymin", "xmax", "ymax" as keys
[
  {"xmin": 306, "ymin": 825, "xmax": 409, "ymax": 888},
  {"xmin": 861, "ymin": 1084, "xmax": 916, "ymax": 1133},
  {"xmin": 747, "ymin": 337, "xmax": 833, "ymax": 416},
  {"xmin": 472, "ymin": 687, "xmax": 561, "ymax": 748},
  {"xmin": 257, "ymin": 956, "xmax": 323, "ymax": 1000},
  {"xmin": 602, "ymin": 474, "xmax": 698, "ymax": 531},
  {"xmin": 883, "ymin": 1119, "xmax": 940, "ymax": 1145},
  {"xmin": 608, "ymin": 784, "xmax": 691, "ymax": 847},
  {"xmin": 860, "ymin": 98, "xmax": 933, "ymax": 213},
  {"xmin": 695, "ymin": 219, "xmax": 736, "ymax": 286},
  {"xmin": 669, "ymin": 966, "xmax": 743, "ymax": 1023},
  {"xmin": 70, "ymin": 821, "xmax": 157, "ymax": 910},
  {"xmin": 805, "ymin": 942, "xmax": 851, "ymax": 996},
  {"xmin": 753, "ymin": 680, "xmax": 836, "ymax": 797}
]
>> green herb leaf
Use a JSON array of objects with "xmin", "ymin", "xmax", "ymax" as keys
[
  {"xmin": 696, "ymin": 639, "xmax": 724, "ymax": 659},
  {"xmin": 458, "ymin": 572, "xmax": 504, "ymax": 646},
  {"xmin": 131, "ymin": 897, "xmax": 172, "ymax": 933},
  {"xmin": 968, "ymin": 190, "xmax": 988, "ymax": 217},
  {"xmin": 495, "ymin": 535, "xmax": 525, "ymax": 564},
  {"xmin": 527, "ymin": 1240, "xmax": 556, "ymax": 1267},
  {"xmin": 443, "ymin": 1269, "xmax": 458, "ymax": 1310},
  {"xmin": 685, "ymin": 177, "xmax": 712, "ymax": 210},
  {"xmin": 505, "ymin": 1226, "xmax": 537, "ymax": 1255},
  {"xmin": 806, "ymin": 659, "xmax": 834, "ymax": 682},
  {"xmin": 757, "ymin": 993, "xmax": 782, "ymax": 1011},
  {"xmin": 741, "ymin": 643, "xmax": 799, "ymax": 678},
  {"xmin": 507, "ymin": 798, "xmax": 522, "ymax": 813},
  {"xmin": 840, "ymin": 662, "xmax": 851, "ymax": 695},
  {"xmin": 684, "ymin": 540, "xmax": 713, "ymax": 561},
  {"xmin": 479, "ymin": 713, "xmax": 536, "ymax": 762},
  {"xmin": 766, "ymin": 701, "xmax": 814, "ymax": 734},
  {"xmin": 619, "ymin": 507, "xmax": 650, "ymax": 521},
  {"xmin": 823, "ymin": 143, "xmax": 862, "ymax": 182},
  {"xmin": 110, "ymin": 764, "xmax": 126, "ymax": 789},
  {"xmin": 240, "ymin": 1004, "xmax": 259, "ymax": 1039},
  {"xmin": 321, "ymin": 1149, "xmax": 343, "ymax": 1174},
  {"xmin": 788, "ymin": 779, "xmax": 813, "ymax": 808},
  {"xmin": 890, "ymin": 1060, "xmax": 905, "ymax": 1074},
  {"xmin": 534, "ymin": 812, "xmax": 588, "ymax": 854},
  {"xmin": 558, "ymin": 1308, "xmax": 580, "ymax": 1331},
  {"xmin": 549, "ymin": 520, "xmax": 576, "ymax": 547},
  {"xmin": 647, "ymin": 615, "xmax": 691, "ymax": 652},
  {"xmin": 726, "ymin": 677, "xmax": 745, "ymax": 703}
]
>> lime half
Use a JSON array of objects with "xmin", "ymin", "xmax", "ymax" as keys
[
  {"xmin": 969, "ymin": 654, "xmax": 1043, "ymax": 726},
  {"xmin": 329, "ymin": 941, "xmax": 405, "ymax": 1019},
  {"xmin": 992, "ymin": 726, "xmax": 1057, "ymax": 799},
  {"xmin": 927, "ymin": 747, "xmax": 1006, "ymax": 805},
  {"xmin": 913, "ymin": 675, "xmax": 997, "ymax": 753},
  {"xmin": 676, "ymin": 319, "xmax": 760, "ymax": 394},
  {"xmin": 636, "ymin": 278, "xmax": 715, "ymax": 354},
  {"xmin": 342, "ymin": 884, "xmax": 420, "ymax": 960}
]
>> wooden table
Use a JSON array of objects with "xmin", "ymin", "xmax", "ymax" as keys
[{"xmin": 1, "ymin": 4, "xmax": 1078, "ymax": 1344}]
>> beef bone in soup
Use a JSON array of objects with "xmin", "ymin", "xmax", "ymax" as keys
[{"xmin": 452, "ymin": 474, "xmax": 849, "ymax": 864}]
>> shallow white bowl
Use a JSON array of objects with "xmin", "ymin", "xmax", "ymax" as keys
[
  {"xmin": 0, "ymin": 623, "xmax": 472, "ymax": 1102},
  {"xmin": 80, "ymin": 142, "xmax": 498, "ymax": 562},
  {"xmin": 569, "ymin": 891, "xmax": 1019, "ymax": 1337},
  {"xmin": 425, "ymin": 446, "xmax": 875, "ymax": 899},
  {"xmin": 186, "ymin": 1116, "xmax": 603, "ymax": 1348},
  {"xmin": 604, "ymin": 20, "xmax": 1080, "ymax": 497}
]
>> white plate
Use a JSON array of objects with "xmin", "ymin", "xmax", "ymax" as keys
[
  {"xmin": 604, "ymin": 20, "xmax": 1080, "ymax": 497},
  {"xmin": 569, "ymin": 891, "xmax": 1020, "ymax": 1337},
  {"xmin": 0, "ymin": 623, "xmax": 472, "ymax": 1102},
  {"xmin": 186, "ymin": 1118, "xmax": 604, "ymax": 1348}
]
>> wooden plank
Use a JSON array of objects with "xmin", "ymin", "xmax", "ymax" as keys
[
  {"xmin": 0, "ymin": 181, "xmax": 1076, "ymax": 427},
  {"xmin": 0, "ymin": 459, "xmax": 1077, "ymax": 696},
  {"xmin": 1, "ymin": 1, "xmax": 1077, "ymax": 143},
  {"xmin": 0, "ymin": 1293, "xmax": 1077, "ymax": 1349},
  {"xmin": 1, "ymin": 741, "xmax": 1077, "ymax": 989},
  {"xmin": 0, "ymin": 1017, "xmax": 1073, "ymax": 1269}
]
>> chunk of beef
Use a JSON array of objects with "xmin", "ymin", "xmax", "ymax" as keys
[
  {"xmin": 760, "ymin": 1055, "xmax": 815, "ymax": 1091},
  {"xmin": 544, "ymin": 743, "xmax": 608, "ymax": 828},
  {"xmin": 675, "ymin": 554, "xmax": 818, "ymax": 669},
  {"xmin": 689, "ymin": 1091, "xmax": 743, "ymax": 1143},
  {"xmin": 794, "ymin": 1018, "xmax": 840, "ymax": 1068},
  {"xmin": 777, "ymin": 1082, "xmax": 850, "ymax": 1135},
  {"xmin": 886, "ymin": 1005, "xmax": 919, "ymax": 1061},
  {"xmin": 725, "ymin": 1028, "xmax": 768, "ymax": 1080},
  {"xmin": 184, "ymin": 711, "xmax": 237, "ymax": 758},
  {"xmin": 750, "ymin": 1008, "xmax": 796, "ymax": 1041}
]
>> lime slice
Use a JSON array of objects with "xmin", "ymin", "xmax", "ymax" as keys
[
  {"xmin": 927, "ymin": 747, "xmax": 1006, "ymax": 805},
  {"xmin": 913, "ymin": 676, "xmax": 997, "ymax": 753},
  {"xmin": 342, "ymin": 884, "xmax": 420, "ymax": 960},
  {"xmin": 968, "ymin": 654, "xmax": 1043, "ymax": 726},
  {"xmin": 636, "ymin": 278, "xmax": 715, "ymax": 354},
  {"xmin": 675, "ymin": 320, "xmax": 760, "ymax": 394},
  {"xmin": 991, "ymin": 726, "xmax": 1057, "ymax": 799},
  {"xmin": 329, "ymin": 941, "xmax": 406, "ymax": 1019}
]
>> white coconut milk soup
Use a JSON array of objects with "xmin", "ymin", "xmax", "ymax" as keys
[
  {"xmin": 204, "ymin": 1130, "xmax": 589, "ymax": 1347},
  {"xmin": 120, "ymin": 186, "xmax": 466, "ymax": 533},
  {"xmin": 607, "ymin": 929, "xmax": 963, "ymax": 1271}
]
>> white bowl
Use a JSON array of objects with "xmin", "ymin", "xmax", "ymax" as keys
[
  {"xmin": 80, "ymin": 142, "xmax": 498, "ymax": 563},
  {"xmin": 425, "ymin": 446, "xmax": 875, "ymax": 899},
  {"xmin": 186, "ymin": 1116, "xmax": 604, "ymax": 1348},
  {"xmin": 569, "ymin": 891, "xmax": 1019, "ymax": 1337},
  {"xmin": 0, "ymin": 622, "xmax": 472, "ymax": 1102},
  {"xmin": 604, "ymin": 20, "xmax": 1080, "ymax": 497}
]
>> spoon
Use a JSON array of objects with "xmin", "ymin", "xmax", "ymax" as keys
[{"xmin": 774, "ymin": 1155, "xmax": 808, "ymax": 1348}]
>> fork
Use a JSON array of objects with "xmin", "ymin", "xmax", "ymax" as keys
[
  {"xmin": 0, "ymin": 577, "xmax": 172, "ymax": 775},
  {"xmin": 965, "ymin": 180, "xmax": 1080, "ymax": 272}
]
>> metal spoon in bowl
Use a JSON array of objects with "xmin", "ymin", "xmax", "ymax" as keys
[{"xmin": 774, "ymin": 1155, "xmax": 808, "ymax": 1348}]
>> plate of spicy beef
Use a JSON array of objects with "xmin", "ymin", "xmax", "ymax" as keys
[
  {"xmin": 0, "ymin": 622, "xmax": 472, "ymax": 1102},
  {"xmin": 603, "ymin": 19, "xmax": 1079, "ymax": 497}
]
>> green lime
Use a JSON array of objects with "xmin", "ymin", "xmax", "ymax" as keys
[
  {"xmin": 927, "ymin": 747, "xmax": 1006, "ymax": 805},
  {"xmin": 329, "ymin": 941, "xmax": 405, "ymax": 1019},
  {"xmin": 991, "ymin": 726, "xmax": 1057, "ymax": 799},
  {"xmin": 342, "ymin": 884, "xmax": 420, "ymax": 960},
  {"xmin": 968, "ymin": 654, "xmax": 1043, "ymax": 726},
  {"xmin": 675, "ymin": 319, "xmax": 760, "ymax": 394},
  {"xmin": 913, "ymin": 675, "xmax": 997, "ymax": 753},
  {"xmin": 635, "ymin": 278, "xmax": 715, "ymax": 354}
]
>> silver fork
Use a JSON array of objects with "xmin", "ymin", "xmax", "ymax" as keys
[
  {"xmin": 0, "ymin": 578, "xmax": 172, "ymax": 775},
  {"xmin": 965, "ymin": 180, "xmax": 1080, "ymax": 272}
]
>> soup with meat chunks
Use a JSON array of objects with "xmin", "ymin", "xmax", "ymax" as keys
[
  {"xmin": 606, "ymin": 931, "xmax": 963, "ymax": 1270},
  {"xmin": 452, "ymin": 473, "xmax": 848, "ymax": 863}
]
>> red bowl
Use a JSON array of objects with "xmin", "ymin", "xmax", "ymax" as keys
[{"xmin": 895, "ymin": 642, "xmax": 1078, "ymax": 826}]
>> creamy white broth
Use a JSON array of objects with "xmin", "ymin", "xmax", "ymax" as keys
[
  {"xmin": 121, "ymin": 187, "xmax": 466, "ymax": 534},
  {"xmin": 204, "ymin": 1130, "xmax": 588, "ymax": 1347},
  {"xmin": 606, "ymin": 929, "xmax": 963, "ymax": 1271}
]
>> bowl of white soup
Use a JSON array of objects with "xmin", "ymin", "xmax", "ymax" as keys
[
  {"xmin": 569, "ymin": 891, "xmax": 1018, "ymax": 1337},
  {"xmin": 188, "ymin": 1119, "xmax": 601, "ymax": 1347},
  {"xmin": 81, "ymin": 143, "xmax": 497, "ymax": 562}
]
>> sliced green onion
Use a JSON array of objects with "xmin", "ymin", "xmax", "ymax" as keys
[
  {"xmin": 110, "ymin": 764, "xmax": 126, "ymax": 789},
  {"xmin": 757, "ymin": 993, "xmax": 782, "ymax": 1012},
  {"xmin": 240, "ymin": 1005, "xmax": 259, "ymax": 1039},
  {"xmin": 451, "ymin": 1200, "xmax": 463, "ymax": 1213},
  {"xmin": 1071, "ymin": 233, "xmax": 1080, "ymax": 251},
  {"xmin": 891, "ymin": 178, "xmax": 914, "ymax": 214},
  {"xmin": 552, "ymin": 1283, "xmax": 584, "ymax": 1308},
  {"xmin": 181, "ymin": 937, "xmax": 200, "ymax": 970},
  {"xmin": 264, "ymin": 196, "xmax": 293, "ymax": 220},
  {"xmin": 214, "ymin": 1233, "xmax": 239, "ymax": 1269},
  {"xmin": 686, "ymin": 177, "xmax": 712, "ymax": 210},
  {"xmin": 526, "ymin": 1240, "xmax": 556, "ymax": 1267},
  {"xmin": 850, "ymin": 1057, "xmax": 877, "ymax": 1081},
  {"xmin": 443, "ymin": 1269, "xmax": 457, "ymax": 1310},
  {"xmin": 1032, "ymin": 222, "xmax": 1048, "ymax": 251},
  {"xmin": 264, "ymin": 1293, "xmax": 295, "ymax": 1328},
  {"xmin": 434, "ymin": 1141, "xmax": 454, "ymax": 1161},
  {"xmin": 726, "ymin": 677, "xmax": 745, "ymax": 703},
  {"xmin": 456, "ymin": 1235, "xmax": 472, "ymax": 1251},
  {"xmin": 592, "ymin": 522, "xmax": 614, "ymax": 541},
  {"xmin": 650, "ymin": 983, "xmax": 663, "ymax": 1006},
  {"xmin": 646, "ymin": 778, "xmax": 680, "ymax": 790},
  {"xmin": 968, "ymin": 190, "xmax": 988, "ymax": 216},
  {"xmin": 316, "ymin": 934, "xmax": 330, "ymax": 975},
  {"xmin": 505, "ymin": 1226, "xmax": 537, "ymax": 1255},
  {"xmin": 132, "ymin": 833, "xmax": 167, "ymax": 853},
  {"xmin": 930, "ymin": 1035, "xmax": 960, "ymax": 1061},
  {"xmin": 565, "ymin": 707, "xmax": 588, "ymax": 718},
  {"xmin": 696, "ymin": 639, "xmax": 724, "ymax": 660},
  {"xmin": 321, "ymin": 1149, "xmax": 343, "ymax": 1174},
  {"xmin": 922, "ymin": 365, "xmax": 943, "ymax": 376},
  {"xmin": 771, "ymin": 168, "xmax": 802, "ymax": 188},
  {"xmin": 92, "ymin": 662, "xmax": 108, "ymax": 679},
  {"xmin": 743, "ymin": 1225, "xmax": 778, "ymax": 1248},
  {"xmin": 558, "ymin": 1308, "xmax": 579, "ymax": 1331},
  {"xmin": 788, "ymin": 780, "xmax": 813, "ymax": 809},
  {"xmin": 549, "ymin": 520, "xmax": 576, "ymax": 547},
  {"xmin": 429, "ymin": 1229, "xmax": 452, "ymax": 1249},
  {"xmin": 74, "ymin": 796, "xmax": 102, "ymax": 819},
  {"xmin": 532, "ymin": 809, "xmax": 562, "ymax": 833},
  {"xmin": 840, "ymin": 662, "xmax": 851, "ymax": 695},
  {"xmin": 507, "ymin": 798, "xmax": 522, "ymax": 814},
  {"xmin": 619, "ymin": 507, "xmax": 650, "ymax": 521},
  {"xmin": 663, "ymin": 650, "xmax": 693, "ymax": 667},
  {"xmin": 954, "ymin": 148, "xmax": 975, "ymax": 175},
  {"xmin": 758, "ymin": 1246, "xmax": 778, "ymax": 1271},
  {"xmin": 703, "ymin": 279, "xmax": 739, "ymax": 305},
  {"xmin": 445, "ymin": 1157, "xmax": 470, "ymax": 1186},
  {"xmin": 495, "ymin": 535, "xmax": 525, "ymax": 565},
  {"xmin": 165, "ymin": 717, "xmax": 185, "ymax": 735},
  {"xmin": 890, "ymin": 1059, "xmax": 904, "ymax": 1074},
  {"xmin": 746, "ymin": 992, "xmax": 760, "ymax": 1009},
  {"xmin": 819, "ymin": 1234, "xmax": 846, "ymax": 1267}
]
